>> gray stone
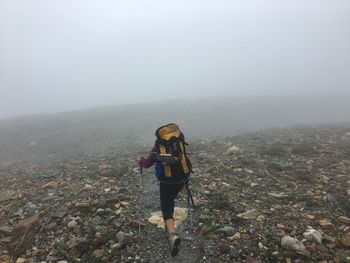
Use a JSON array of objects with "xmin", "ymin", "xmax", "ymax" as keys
[
  {"xmin": 219, "ymin": 244, "xmax": 230, "ymax": 254},
  {"xmin": 216, "ymin": 226, "xmax": 235, "ymax": 237},
  {"xmin": 26, "ymin": 257, "xmax": 37, "ymax": 263},
  {"xmin": 96, "ymin": 208, "xmax": 105, "ymax": 215},
  {"xmin": 44, "ymin": 222, "xmax": 57, "ymax": 231},
  {"xmin": 199, "ymin": 214, "xmax": 209, "ymax": 221},
  {"xmin": 67, "ymin": 220, "xmax": 77, "ymax": 229},
  {"xmin": 92, "ymin": 216, "xmax": 102, "ymax": 225},
  {"xmin": 237, "ymin": 209, "xmax": 261, "ymax": 220},
  {"xmin": 281, "ymin": 235, "xmax": 310, "ymax": 256},
  {"xmin": 338, "ymin": 216, "xmax": 350, "ymax": 225},
  {"xmin": 52, "ymin": 210, "xmax": 66, "ymax": 219},
  {"xmin": 115, "ymin": 231, "xmax": 133, "ymax": 248},
  {"xmin": 67, "ymin": 237, "xmax": 87, "ymax": 249},
  {"xmin": 325, "ymin": 194, "xmax": 337, "ymax": 204},
  {"xmin": 229, "ymin": 246, "xmax": 240, "ymax": 258},
  {"xmin": 0, "ymin": 226, "xmax": 13, "ymax": 235},
  {"xmin": 0, "ymin": 236, "xmax": 12, "ymax": 243},
  {"xmin": 97, "ymin": 199, "xmax": 107, "ymax": 208},
  {"xmin": 106, "ymin": 215, "xmax": 116, "ymax": 224},
  {"xmin": 116, "ymin": 231, "xmax": 125, "ymax": 242}
]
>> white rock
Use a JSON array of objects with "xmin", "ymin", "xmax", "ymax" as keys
[
  {"xmin": 245, "ymin": 169, "xmax": 253, "ymax": 174},
  {"xmin": 256, "ymin": 215, "xmax": 265, "ymax": 222},
  {"xmin": 111, "ymin": 243, "xmax": 120, "ymax": 249},
  {"xmin": 258, "ymin": 242, "xmax": 268, "ymax": 250},
  {"xmin": 303, "ymin": 226, "xmax": 323, "ymax": 244},
  {"xmin": 99, "ymin": 164, "xmax": 109, "ymax": 170},
  {"xmin": 41, "ymin": 181, "xmax": 58, "ymax": 189},
  {"xmin": 83, "ymin": 184, "xmax": 94, "ymax": 190},
  {"xmin": 67, "ymin": 220, "xmax": 77, "ymax": 229},
  {"xmin": 226, "ymin": 145, "xmax": 241, "ymax": 155}
]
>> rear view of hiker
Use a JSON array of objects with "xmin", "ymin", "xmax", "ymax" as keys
[{"xmin": 138, "ymin": 123, "xmax": 192, "ymax": 257}]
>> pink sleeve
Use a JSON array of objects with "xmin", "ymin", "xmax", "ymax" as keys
[{"xmin": 139, "ymin": 145, "xmax": 157, "ymax": 168}]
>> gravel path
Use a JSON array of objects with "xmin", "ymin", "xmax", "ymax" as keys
[{"xmin": 134, "ymin": 168, "xmax": 203, "ymax": 262}]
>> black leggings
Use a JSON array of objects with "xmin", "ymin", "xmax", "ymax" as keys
[{"xmin": 159, "ymin": 182, "xmax": 184, "ymax": 221}]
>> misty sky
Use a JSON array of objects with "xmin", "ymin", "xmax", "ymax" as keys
[{"xmin": 0, "ymin": 0, "xmax": 349, "ymax": 118}]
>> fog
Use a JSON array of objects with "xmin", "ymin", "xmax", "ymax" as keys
[{"xmin": 1, "ymin": 0, "xmax": 350, "ymax": 119}]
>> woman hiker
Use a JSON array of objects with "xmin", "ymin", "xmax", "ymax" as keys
[{"xmin": 138, "ymin": 123, "xmax": 192, "ymax": 257}]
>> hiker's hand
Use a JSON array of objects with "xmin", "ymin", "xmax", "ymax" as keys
[{"xmin": 138, "ymin": 157, "xmax": 145, "ymax": 167}]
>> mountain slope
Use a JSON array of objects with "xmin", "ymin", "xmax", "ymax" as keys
[{"xmin": 1, "ymin": 95, "xmax": 350, "ymax": 164}]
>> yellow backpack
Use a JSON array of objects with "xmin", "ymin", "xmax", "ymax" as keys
[{"xmin": 155, "ymin": 123, "xmax": 192, "ymax": 179}]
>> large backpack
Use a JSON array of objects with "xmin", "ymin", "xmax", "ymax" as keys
[{"xmin": 154, "ymin": 123, "xmax": 192, "ymax": 181}]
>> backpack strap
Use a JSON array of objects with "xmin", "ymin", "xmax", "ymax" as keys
[
  {"xmin": 179, "ymin": 141, "xmax": 190, "ymax": 174},
  {"xmin": 158, "ymin": 143, "xmax": 172, "ymax": 177}
]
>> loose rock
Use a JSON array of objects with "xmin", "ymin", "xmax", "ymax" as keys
[
  {"xmin": 281, "ymin": 235, "xmax": 310, "ymax": 256},
  {"xmin": 303, "ymin": 226, "xmax": 323, "ymax": 244},
  {"xmin": 341, "ymin": 233, "xmax": 350, "ymax": 247},
  {"xmin": 237, "ymin": 209, "xmax": 260, "ymax": 220},
  {"xmin": 216, "ymin": 226, "xmax": 235, "ymax": 237}
]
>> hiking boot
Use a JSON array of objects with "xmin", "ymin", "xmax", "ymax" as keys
[{"xmin": 168, "ymin": 234, "xmax": 181, "ymax": 257}]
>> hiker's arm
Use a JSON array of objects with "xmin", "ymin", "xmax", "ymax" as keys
[{"xmin": 139, "ymin": 146, "xmax": 157, "ymax": 168}]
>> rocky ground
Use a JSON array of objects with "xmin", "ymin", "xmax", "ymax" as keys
[{"xmin": 0, "ymin": 124, "xmax": 350, "ymax": 263}]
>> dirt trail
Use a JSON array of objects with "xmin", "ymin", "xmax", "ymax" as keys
[{"xmin": 135, "ymin": 168, "xmax": 203, "ymax": 262}]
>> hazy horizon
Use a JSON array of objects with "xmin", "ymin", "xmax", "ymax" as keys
[
  {"xmin": 1, "ymin": 0, "xmax": 350, "ymax": 119},
  {"xmin": 1, "ymin": 93, "xmax": 350, "ymax": 121}
]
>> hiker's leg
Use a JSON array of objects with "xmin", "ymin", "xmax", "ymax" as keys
[
  {"xmin": 165, "ymin": 218, "xmax": 175, "ymax": 234},
  {"xmin": 160, "ymin": 183, "xmax": 179, "ymax": 234},
  {"xmin": 162, "ymin": 183, "xmax": 184, "ymax": 234},
  {"xmin": 167, "ymin": 183, "xmax": 183, "ymax": 223},
  {"xmin": 160, "ymin": 183, "xmax": 182, "ymax": 257},
  {"xmin": 160, "ymin": 183, "xmax": 173, "ymax": 233}
]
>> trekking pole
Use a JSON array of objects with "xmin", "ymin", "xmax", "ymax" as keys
[
  {"xmin": 139, "ymin": 165, "xmax": 143, "ymax": 192},
  {"xmin": 186, "ymin": 181, "xmax": 194, "ymax": 231},
  {"xmin": 138, "ymin": 164, "xmax": 143, "ymax": 237},
  {"xmin": 188, "ymin": 184, "xmax": 193, "ymax": 230}
]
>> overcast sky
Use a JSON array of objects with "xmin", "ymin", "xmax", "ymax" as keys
[{"xmin": 0, "ymin": 0, "xmax": 349, "ymax": 118}]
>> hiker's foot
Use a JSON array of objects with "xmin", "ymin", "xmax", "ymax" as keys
[{"xmin": 168, "ymin": 234, "xmax": 181, "ymax": 257}]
